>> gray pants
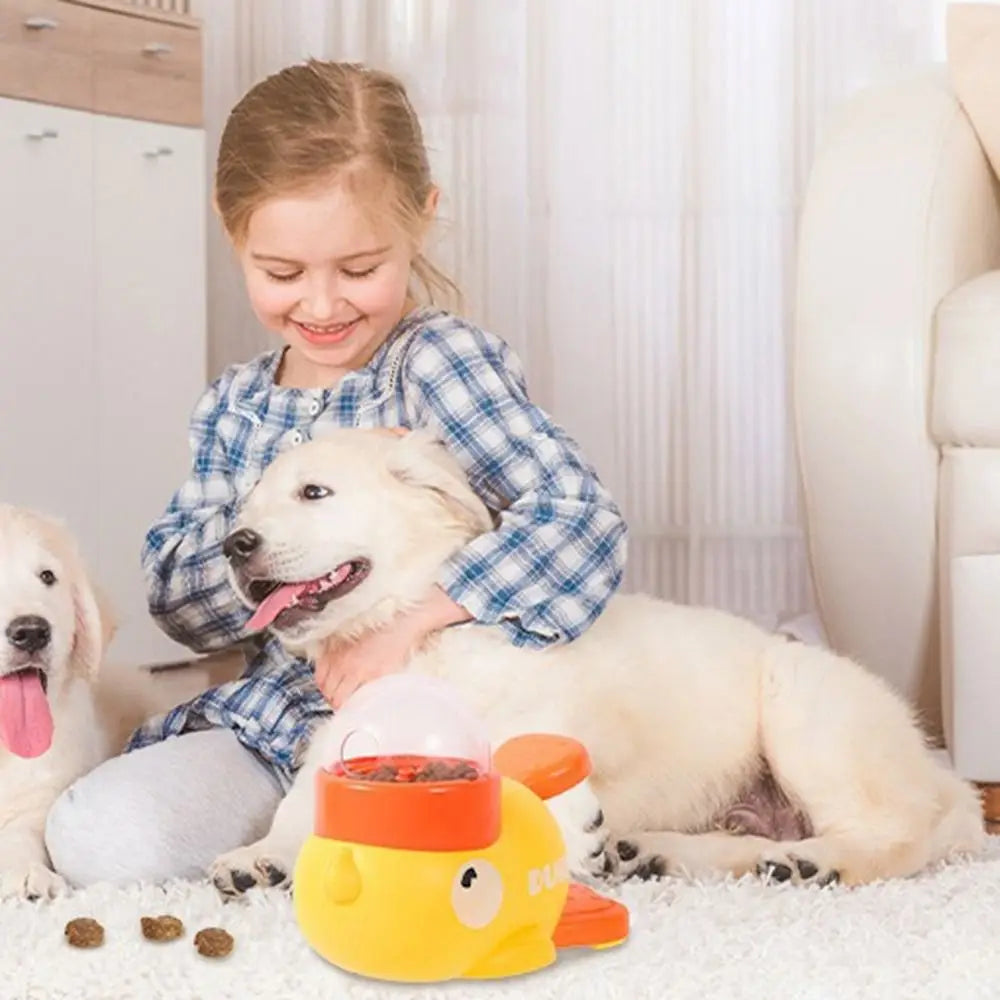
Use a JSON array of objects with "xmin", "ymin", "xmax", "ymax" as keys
[{"xmin": 45, "ymin": 728, "xmax": 284, "ymax": 887}]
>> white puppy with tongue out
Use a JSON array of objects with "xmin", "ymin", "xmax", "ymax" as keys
[{"xmin": 0, "ymin": 504, "xmax": 215, "ymax": 899}]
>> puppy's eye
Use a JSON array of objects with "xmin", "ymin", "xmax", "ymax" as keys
[
  {"xmin": 38, "ymin": 569, "xmax": 57, "ymax": 587},
  {"xmin": 299, "ymin": 484, "xmax": 332, "ymax": 501}
]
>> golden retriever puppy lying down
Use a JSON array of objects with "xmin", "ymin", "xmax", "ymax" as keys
[
  {"xmin": 208, "ymin": 429, "xmax": 985, "ymax": 896},
  {"xmin": 0, "ymin": 504, "xmax": 211, "ymax": 899}
]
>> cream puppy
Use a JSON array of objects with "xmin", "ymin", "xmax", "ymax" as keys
[
  {"xmin": 0, "ymin": 505, "xmax": 210, "ymax": 898},
  {"xmin": 208, "ymin": 430, "xmax": 985, "ymax": 896}
]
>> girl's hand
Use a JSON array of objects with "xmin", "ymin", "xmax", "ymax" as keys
[
  {"xmin": 314, "ymin": 620, "xmax": 421, "ymax": 709},
  {"xmin": 313, "ymin": 585, "xmax": 472, "ymax": 709}
]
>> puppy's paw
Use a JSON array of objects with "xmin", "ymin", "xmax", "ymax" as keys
[
  {"xmin": 0, "ymin": 862, "xmax": 67, "ymax": 901},
  {"xmin": 755, "ymin": 851, "xmax": 839, "ymax": 887},
  {"xmin": 606, "ymin": 837, "xmax": 669, "ymax": 882},
  {"xmin": 545, "ymin": 779, "xmax": 614, "ymax": 880},
  {"xmin": 209, "ymin": 844, "xmax": 292, "ymax": 899}
]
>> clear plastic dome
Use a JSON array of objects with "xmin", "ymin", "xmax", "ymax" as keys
[{"xmin": 324, "ymin": 673, "xmax": 492, "ymax": 777}]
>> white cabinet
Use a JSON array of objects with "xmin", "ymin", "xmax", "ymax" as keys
[
  {"xmin": 93, "ymin": 113, "xmax": 206, "ymax": 666},
  {"xmin": 0, "ymin": 95, "xmax": 206, "ymax": 667},
  {"xmin": 0, "ymin": 97, "xmax": 99, "ymax": 565}
]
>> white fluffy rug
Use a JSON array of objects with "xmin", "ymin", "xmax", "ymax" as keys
[{"xmin": 5, "ymin": 839, "xmax": 1000, "ymax": 1000}]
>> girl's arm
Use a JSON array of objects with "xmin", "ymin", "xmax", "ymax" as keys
[
  {"xmin": 401, "ymin": 319, "xmax": 628, "ymax": 648},
  {"xmin": 141, "ymin": 370, "xmax": 253, "ymax": 652}
]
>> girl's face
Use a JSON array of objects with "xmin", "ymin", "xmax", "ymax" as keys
[{"xmin": 238, "ymin": 179, "xmax": 424, "ymax": 384}]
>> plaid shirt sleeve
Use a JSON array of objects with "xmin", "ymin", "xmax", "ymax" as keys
[
  {"xmin": 401, "ymin": 320, "xmax": 628, "ymax": 648},
  {"xmin": 140, "ymin": 369, "xmax": 253, "ymax": 652}
]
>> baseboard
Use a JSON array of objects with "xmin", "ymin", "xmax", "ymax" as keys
[
  {"xmin": 147, "ymin": 648, "xmax": 245, "ymax": 687},
  {"xmin": 977, "ymin": 783, "xmax": 1000, "ymax": 833}
]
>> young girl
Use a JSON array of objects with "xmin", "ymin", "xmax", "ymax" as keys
[{"xmin": 44, "ymin": 59, "xmax": 627, "ymax": 887}]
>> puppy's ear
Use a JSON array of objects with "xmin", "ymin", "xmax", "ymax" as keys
[
  {"xmin": 68, "ymin": 551, "xmax": 110, "ymax": 681},
  {"xmin": 386, "ymin": 430, "xmax": 493, "ymax": 534},
  {"xmin": 30, "ymin": 510, "xmax": 111, "ymax": 680},
  {"xmin": 92, "ymin": 583, "xmax": 118, "ymax": 649}
]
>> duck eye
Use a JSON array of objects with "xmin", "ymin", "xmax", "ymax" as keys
[
  {"xmin": 39, "ymin": 569, "xmax": 57, "ymax": 587},
  {"xmin": 299, "ymin": 484, "xmax": 332, "ymax": 501},
  {"xmin": 451, "ymin": 860, "xmax": 503, "ymax": 929}
]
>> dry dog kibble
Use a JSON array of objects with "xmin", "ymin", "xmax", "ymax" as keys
[
  {"xmin": 415, "ymin": 760, "xmax": 480, "ymax": 782},
  {"xmin": 351, "ymin": 758, "xmax": 482, "ymax": 783},
  {"xmin": 414, "ymin": 760, "xmax": 452, "ymax": 782},
  {"xmin": 65, "ymin": 917, "xmax": 104, "ymax": 949},
  {"xmin": 194, "ymin": 927, "xmax": 234, "ymax": 958},
  {"xmin": 141, "ymin": 915, "xmax": 185, "ymax": 942}
]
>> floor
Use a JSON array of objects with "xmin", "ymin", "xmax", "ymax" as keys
[{"xmin": 6, "ymin": 840, "xmax": 1000, "ymax": 1000}]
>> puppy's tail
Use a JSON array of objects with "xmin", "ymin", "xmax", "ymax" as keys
[{"xmin": 926, "ymin": 761, "xmax": 988, "ymax": 862}]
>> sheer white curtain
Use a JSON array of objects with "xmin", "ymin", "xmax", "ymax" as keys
[{"xmin": 194, "ymin": 0, "xmax": 947, "ymax": 623}]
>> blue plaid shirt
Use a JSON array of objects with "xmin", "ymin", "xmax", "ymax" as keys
[{"xmin": 128, "ymin": 307, "xmax": 628, "ymax": 787}]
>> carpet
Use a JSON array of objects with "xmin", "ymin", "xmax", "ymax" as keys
[{"xmin": 5, "ymin": 838, "xmax": 1000, "ymax": 1000}]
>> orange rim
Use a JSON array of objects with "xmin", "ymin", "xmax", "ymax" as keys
[
  {"xmin": 314, "ymin": 755, "xmax": 501, "ymax": 851},
  {"xmin": 492, "ymin": 735, "xmax": 592, "ymax": 800}
]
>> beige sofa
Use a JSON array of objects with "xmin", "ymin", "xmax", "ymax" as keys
[{"xmin": 793, "ymin": 66, "xmax": 1000, "ymax": 782}]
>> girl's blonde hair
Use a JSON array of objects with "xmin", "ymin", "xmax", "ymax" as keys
[{"xmin": 215, "ymin": 58, "xmax": 458, "ymax": 306}]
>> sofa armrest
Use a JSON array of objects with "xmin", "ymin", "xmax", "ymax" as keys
[
  {"xmin": 933, "ymin": 270, "xmax": 1000, "ymax": 448},
  {"xmin": 793, "ymin": 67, "xmax": 1000, "ymax": 733}
]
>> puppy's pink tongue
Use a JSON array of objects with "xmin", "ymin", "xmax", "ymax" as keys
[
  {"xmin": 247, "ymin": 583, "xmax": 309, "ymax": 631},
  {"xmin": 0, "ymin": 671, "xmax": 53, "ymax": 758},
  {"xmin": 245, "ymin": 565, "xmax": 355, "ymax": 631}
]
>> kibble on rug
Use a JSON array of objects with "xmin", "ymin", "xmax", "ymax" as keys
[{"xmin": 6, "ymin": 840, "xmax": 1000, "ymax": 1000}]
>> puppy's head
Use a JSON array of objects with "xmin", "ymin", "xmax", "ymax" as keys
[
  {"xmin": 0, "ymin": 504, "xmax": 113, "ymax": 758},
  {"xmin": 224, "ymin": 429, "xmax": 492, "ymax": 653}
]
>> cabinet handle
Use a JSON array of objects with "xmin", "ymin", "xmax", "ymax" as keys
[
  {"xmin": 25, "ymin": 128, "xmax": 59, "ymax": 140},
  {"xmin": 142, "ymin": 42, "xmax": 173, "ymax": 56},
  {"xmin": 23, "ymin": 16, "xmax": 59, "ymax": 30},
  {"xmin": 143, "ymin": 146, "xmax": 174, "ymax": 158}
]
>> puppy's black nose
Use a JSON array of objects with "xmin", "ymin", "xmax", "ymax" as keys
[
  {"xmin": 6, "ymin": 615, "xmax": 51, "ymax": 654},
  {"xmin": 223, "ymin": 528, "xmax": 262, "ymax": 565}
]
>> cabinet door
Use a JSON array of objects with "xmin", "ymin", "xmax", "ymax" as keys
[
  {"xmin": 0, "ymin": 97, "xmax": 99, "ymax": 565},
  {"xmin": 93, "ymin": 113, "xmax": 207, "ymax": 667}
]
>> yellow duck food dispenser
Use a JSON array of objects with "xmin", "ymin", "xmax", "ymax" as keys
[{"xmin": 293, "ymin": 673, "xmax": 630, "ymax": 982}]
